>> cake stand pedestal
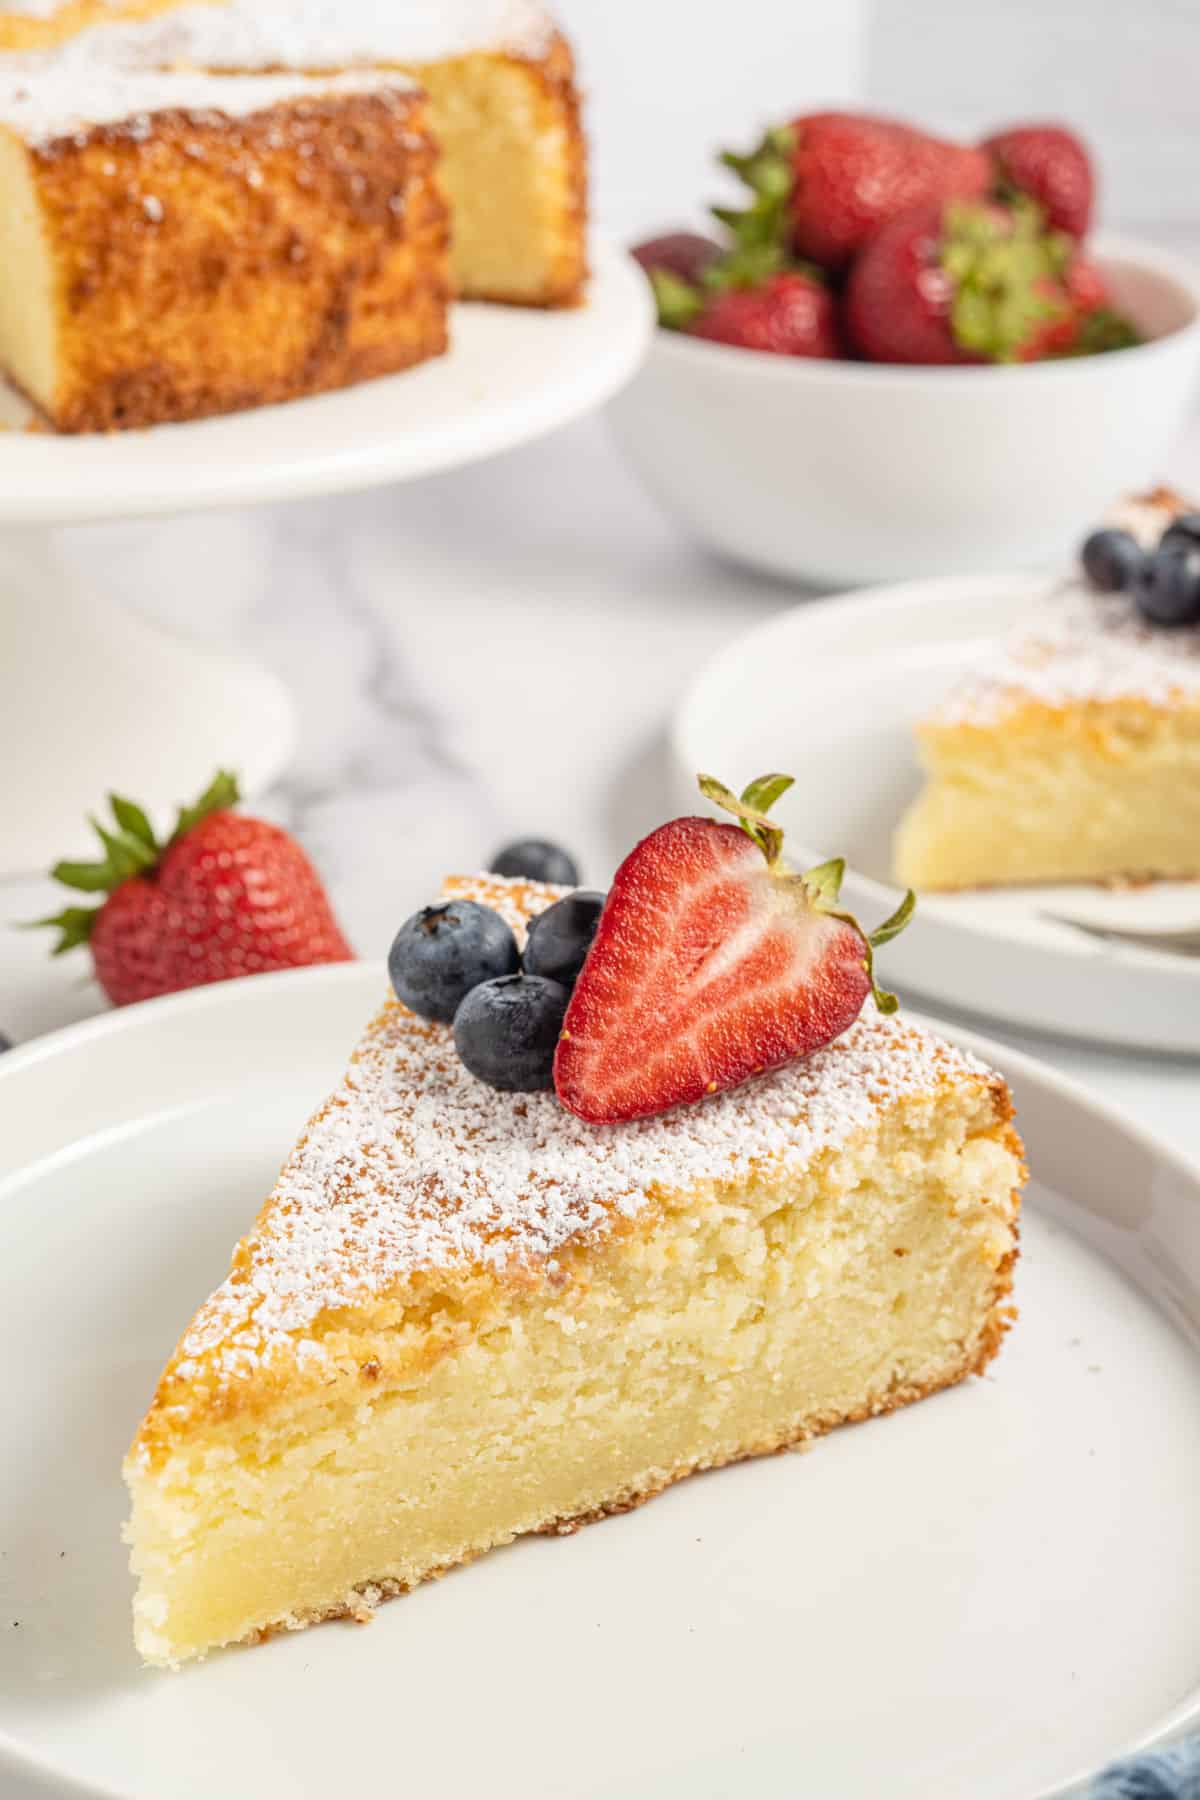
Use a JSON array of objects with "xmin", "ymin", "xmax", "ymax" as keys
[
  {"xmin": 0, "ymin": 243, "xmax": 651, "ymax": 875},
  {"xmin": 0, "ymin": 541, "xmax": 296, "ymax": 870}
]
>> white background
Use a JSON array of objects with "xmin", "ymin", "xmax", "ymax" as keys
[{"xmin": 557, "ymin": 0, "xmax": 1200, "ymax": 253}]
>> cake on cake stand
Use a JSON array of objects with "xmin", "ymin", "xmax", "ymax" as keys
[{"xmin": 0, "ymin": 242, "xmax": 651, "ymax": 873}]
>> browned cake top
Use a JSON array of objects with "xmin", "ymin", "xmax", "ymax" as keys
[{"xmin": 157, "ymin": 875, "xmax": 1002, "ymax": 1392}]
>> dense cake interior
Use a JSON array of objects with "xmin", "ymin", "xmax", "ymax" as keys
[{"xmin": 896, "ymin": 701, "xmax": 1200, "ymax": 888}]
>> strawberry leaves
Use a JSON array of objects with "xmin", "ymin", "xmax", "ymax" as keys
[
  {"xmin": 34, "ymin": 905, "xmax": 100, "ymax": 957},
  {"xmin": 170, "ymin": 769, "xmax": 240, "ymax": 845},
  {"xmin": 644, "ymin": 125, "xmax": 827, "ymax": 332},
  {"xmin": 699, "ymin": 770, "xmax": 916, "ymax": 1014},
  {"xmin": 110, "ymin": 794, "xmax": 157, "ymax": 854},
  {"xmin": 713, "ymin": 125, "xmax": 798, "ymax": 286},
  {"xmin": 28, "ymin": 769, "xmax": 242, "ymax": 956},
  {"xmin": 650, "ymin": 269, "xmax": 705, "ymax": 331}
]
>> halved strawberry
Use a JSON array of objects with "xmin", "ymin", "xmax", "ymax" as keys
[{"xmin": 553, "ymin": 774, "xmax": 913, "ymax": 1125}]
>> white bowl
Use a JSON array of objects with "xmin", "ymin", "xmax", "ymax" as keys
[{"xmin": 608, "ymin": 234, "xmax": 1200, "ymax": 587}]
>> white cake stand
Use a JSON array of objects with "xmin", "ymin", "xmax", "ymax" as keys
[{"xmin": 0, "ymin": 242, "xmax": 651, "ymax": 873}]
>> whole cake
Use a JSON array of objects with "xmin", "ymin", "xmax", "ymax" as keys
[
  {"xmin": 125, "ymin": 825, "xmax": 1024, "ymax": 1666},
  {"xmin": 0, "ymin": 0, "xmax": 586, "ymax": 428},
  {"xmin": 894, "ymin": 491, "xmax": 1200, "ymax": 890}
]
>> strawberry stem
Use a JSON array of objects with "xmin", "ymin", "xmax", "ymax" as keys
[
  {"xmin": 697, "ymin": 770, "xmax": 916, "ymax": 1014},
  {"xmin": 698, "ymin": 771, "xmax": 791, "ymax": 867}
]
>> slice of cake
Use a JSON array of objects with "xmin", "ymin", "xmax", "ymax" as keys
[
  {"xmin": 28, "ymin": 0, "xmax": 588, "ymax": 308},
  {"xmin": 125, "ymin": 868, "xmax": 1024, "ymax": 1667},
  {"xmin": 894, "ymin": 492, "xmax": 1200, "ymax": 890},
  {"xmin": 0, "ymin": 65, "xmax": 448, "ymax": 430}
]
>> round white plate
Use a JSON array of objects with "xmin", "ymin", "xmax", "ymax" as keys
[
  {"xmin": 2, "ymin": 965, "xmax": 1199, "ymax": 1800},
  {"xmin": 0, "ymin": 241, "xmax": 651, "ymax": 524},
  {"xmin": 672, "ymin": 572, "xmax": 1198, "ymax": 1055}
]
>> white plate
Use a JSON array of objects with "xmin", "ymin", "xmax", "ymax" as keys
[
  {"xmin": 672, "ymin": 572, "xmax": 1198, "ymax": 1055},
  {"xmin": 2, "ymin": 964, "xmax": 1199, "ymax": 1800},
  {"xmin": 0, "ymin": 241, "xmax": 651, "ymax": 524}
]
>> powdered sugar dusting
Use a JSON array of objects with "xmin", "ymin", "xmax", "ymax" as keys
[
  {"xmin": 932, "ymin": 489, "xmax": 1200, "ymax": 726},
  {"xmin": 170, "ymin": 875, "xmax": 993, "ymax": 1377},
  {"xmin": 0, "ymin": 63, "xmax": 413, "ymax": 140},
  {"xmin": 23, "ymin": 0, "xmax": 556, "ymax": 73},
  {"xmin": 933, "ymin": 584, "xmax": 1200, "ymax": 724}
]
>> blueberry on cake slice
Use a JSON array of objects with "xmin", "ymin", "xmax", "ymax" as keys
[
  {"xmin": 0, "ymin": 65, "xmax": 448, "ymax": 431},
  {"xmin": 125, "ymin": 778, "xmax": 1024, "ymax": 1666},
  {"xmin": 895, "ymin": 489, "xmax": 1200, "ymax": 890}
]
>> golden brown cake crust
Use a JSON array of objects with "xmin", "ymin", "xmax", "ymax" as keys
[{"xmin": 30, "ymin": 84, "xmax": 450, "ymax": 431}]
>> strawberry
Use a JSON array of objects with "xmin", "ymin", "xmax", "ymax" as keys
[
  {"xmin": 689, "ymin": 270, "xmax": 838, "ymax": 357},
  {"xmin": 983, "ymin": 123, "xmax": 1094, "ymax": 239},
  {"xmin": 553, "ymin": 773, "xmax": 913, "ymax": 1125},
  {"xmin": 719, "ymin": 114, "xmax": 990, "ymax": 272},
  {"xmin": 631, "ymin": 231, "xmax": 723, "ymax": 290},
  {"xmin": 844, "ymin": 196, "xmax": 1138, "ymax": 365},
  {"xmin": 35, "ymin": 770, "xmax": 352, "ymax": 1006}
]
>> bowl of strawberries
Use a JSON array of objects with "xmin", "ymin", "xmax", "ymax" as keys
[{"xmin": 612, "ymin": 112, "xmax": 1200, "ymax": 586}]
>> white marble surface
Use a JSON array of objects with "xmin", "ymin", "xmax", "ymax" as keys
[{"xmin": 2, "ymin": 405, "xmax": 1198, "ymax": 1175}]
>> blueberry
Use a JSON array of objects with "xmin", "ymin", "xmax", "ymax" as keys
[
  {"xmin": 1159, "ymin": 512, "xmax": 1200, "ymax": 555},
  {"xmin": 524, "ymin": 890, "xmax": 606, "ymax": 988},
  {"xmin": 490, "ymin": 838, "xmax": 580, "ymax": 887},
  {"xmin": 1080, "ymin": 528, "xmax": 1144, "ymax": 594},
  {"xmin": 453, "ymin": 973, "xmax": 570, "ymax": 1092},
  {"xmin": 388, "ymin": 901, "xmax": 519, "ymax": 1024},
  {"xmin": 1132, "ymin": 546, "xmax": 1200, "ymax": 627}
]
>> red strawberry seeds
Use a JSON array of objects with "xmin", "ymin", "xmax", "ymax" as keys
[
  {"xmin": 38, "ymin": 771, "xmax": 352, "ymax": 1006},
  {"xmin": 554, "ymin": 775, "xmax": 913, "ymax": 1125}
]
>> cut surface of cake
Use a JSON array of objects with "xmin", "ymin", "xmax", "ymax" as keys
[
  {"xmin": 0, "ymin": 66, "xmax": 448, "ymax": 430},
  {"xmin": 895, "ymin": 493, "xmax": 1200, "ymax": 891},
  {"xmin": 22, "ymin": 0, "xmax": 588, "ymax": 308},
  {"xmin": 124, "ymin": 871, "xmax": 1024, "ymax": 1668}
]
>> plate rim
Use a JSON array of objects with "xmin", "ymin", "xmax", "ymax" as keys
[
  {"xmin": 670, "ymin": 568, "xmax": 1200, "ymax": 1052},
  {"xmin": 0, "ymin": 240, "xmax": 652, "ymax": 525},
  {"xmin": 2, "ymin": 961, "xmax": 1199, "ymax": 1800}
]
